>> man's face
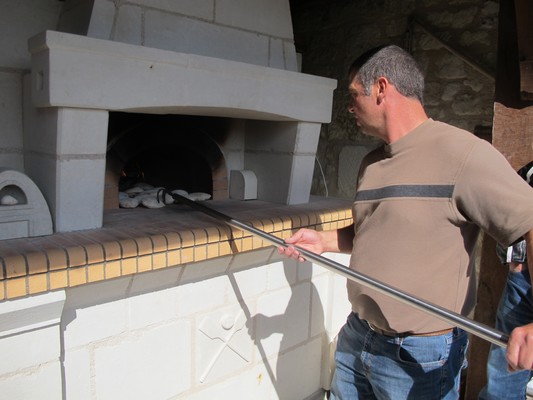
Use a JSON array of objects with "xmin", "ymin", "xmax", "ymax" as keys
[{"xmin": 347, "ymin": 77, "xmax": 379, "ymax": 136}]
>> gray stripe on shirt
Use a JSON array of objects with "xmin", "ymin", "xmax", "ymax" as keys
[{"xmin": 355, "ymin": 185, "xmax": 454, "ymax": 201}]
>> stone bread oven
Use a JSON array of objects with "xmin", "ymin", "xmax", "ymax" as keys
[
  {"xmin": 24, "ymin": 0, "xmax": 336, "ymax": 233},
  {"xmin": 0, "ymin": 3, "xmax": 353, "ymax": 399}
]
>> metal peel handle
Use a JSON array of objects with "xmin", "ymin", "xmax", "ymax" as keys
[{"xmin": 165, "ymin": 190, "xmax": 508, "ymax": 348}]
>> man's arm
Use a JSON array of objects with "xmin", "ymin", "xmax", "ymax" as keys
[
  {"xmin": 506, "ymin": 229, "xmax": 533, "ymax": 370},
  {"xmin": 279, "ymin": 224, "xmax": 355, "ymax": 261}
]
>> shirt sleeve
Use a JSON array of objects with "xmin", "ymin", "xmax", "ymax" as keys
[{"xmin": 454, "ymin": 140, "xmax": 533, "ymax": 247}]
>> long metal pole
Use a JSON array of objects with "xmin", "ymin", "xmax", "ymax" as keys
[{"xmin": 166, "ymin": 192, "xmax": 509, "ymax": 348}]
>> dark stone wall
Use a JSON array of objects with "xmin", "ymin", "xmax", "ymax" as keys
[{"xmin": 290, "ymin": 0, "xmax": 499, "ymax": 199}]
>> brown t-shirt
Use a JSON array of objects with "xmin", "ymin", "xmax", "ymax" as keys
[{"xmin": 348, "ymin": 119, "xmax": 533, "ymax": 334}]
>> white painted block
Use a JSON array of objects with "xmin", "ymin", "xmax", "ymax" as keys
[
  {"xmin": 94, "ymin": 321, "xmax": 192, "ymax": 400},
  {"xmin": 57, "ymin": 108, "xmax": 108, "ymax": 154},
  {"xmin": 297, "ymin": 260, "xmax": 314, "ymax": 281},
  {"xmin": 113, "ymin": 4, "xmax": 143, "ymax": 45},
  {"xmin": 126, "ymin": 0, "xmax": 214, "ymax": 19},
  {"xmin": 284, "ymin": 40, "xmax": 299, "ymax": 71},
  {"xmin": 0, "ymin": 71, "xmax": 23, "ymax": 149},
  {"xmin": 176, "ymin": 275, "xmax": 228, "ymax": 317},
  {"xmin": 231, "ymin": 264, "xmax": 269, "ymax": 300},
  {"xmin": 295, "ymin": 122, "xmax": 322, "ymax": 152},
  {"xmin": 0, "ymin": 290, "xmax": 65, "ymax": 338},
  {"xmin": 308, "ymin": 260, "xmax": 332, "ymax": 280},
  {"xmin": 85, "ymin": 0, "xmax": 116, "ymax": 39},
  {"xmin": 215, "ymin": 0, "xmax": 294, "ymax": 39},
  {"xmin": 255, "ymin": 282, "xmax": 310, "ymax": 357},
  {"xmin": 310, "ymin": 274, "xmax": 329, "ymax": 338},
  {"xmin": 63, "ymin": 347, "xmax": 92, "ymax": 400},
  {"xmin": 319, "ymin": 253, "xmax": 352, "ymax": 337},
  {"xmin": 0, "ymin": 362, "xmax": 63, "ymax": 400},
  {"xmin": 0, "ymin": 154, "xmax": 23, "ymax": 172},
  {"xmin": 144, "ymin": 11, "xmax": 269, "ymax": 66},
  {"xmin": 245, "ymin": 153, "xmax": 291, "ymax": 203},
  {"xmin": 63, "ymin": 297, "xmax": 128, "ymax": 349},
  {"xmin": 54, "ymin": 157, "xmax": 106, "ymax": 231},
  {"xmin": 184, "ymin": 363, "xmax": 275, "ymax": 400},
  {"xmin": 245, "ymin": 121, "xmax": 297, "ymax": 152},
  {"xmin": 273, "ymin": 337, "xmax": 323, "ymax": 400},
  {"xmin": 287, "ymin": 154, "xmax": 316, "ymax": 204},
  {"xmin": 0, "ymin": 291, "xmax": 65, "ymax": 398},
  {"xmin": 22, "ymin": 100, "xmax": 58, "ymax": 155},
  {"xmin": 229, "ymin": 170, "xmax": 257, "ymax": 200},
  {"xmin": 127, "ymin": 287, "xmax": 181, "ymax": 330},
  {"xmin": 0, "ymin": 324, "xmax": 60, "ymax": 374},
  {"xmin": 23, "ymin": 106, "xmax": 109, "ymax": 232},
  {"xmin": 267, "ymin": 260, "xmax": 297, "ymax": 290},
  {"xmin": 269, "ymin": 37, "xmax": 286, "ymax": 70}
]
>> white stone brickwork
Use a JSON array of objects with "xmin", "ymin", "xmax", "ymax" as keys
[{"xmin": 0, "ymin": 250, "xmax": 350, "ymax": 399}]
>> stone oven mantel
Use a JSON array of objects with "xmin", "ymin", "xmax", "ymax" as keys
[{"xmin": 29, "ymin": 30, "xmax": 336, "ymax": 121}]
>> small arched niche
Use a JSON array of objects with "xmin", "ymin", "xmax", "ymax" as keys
[{"xmin": 0, "ymin": 169, "xmax": 53, "ymax": 239}]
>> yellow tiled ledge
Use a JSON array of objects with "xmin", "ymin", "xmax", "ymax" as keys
[{"xmin": 0, "ymin": 198, "xmax": 353, "ymax": 301}]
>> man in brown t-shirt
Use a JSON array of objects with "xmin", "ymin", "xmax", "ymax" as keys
[{"xmin": 280, "ymin": 45, "xmax": 533, "ymax": 399}]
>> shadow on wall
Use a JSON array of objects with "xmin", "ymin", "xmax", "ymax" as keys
[{"xmin": 246, "ymin": 260, "xmax": 327, "ymax": 399}]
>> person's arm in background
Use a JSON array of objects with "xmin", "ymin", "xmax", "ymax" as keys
[{"xmin": 506, "ymin": 229, "xmax": 533, "ymax": 370}]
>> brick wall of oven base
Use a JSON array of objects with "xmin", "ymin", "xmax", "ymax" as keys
[
  {"xmin": 0, "ymin": 249, "xmax": 352, "ymax": 399},
  {"xmin": 0, "ymin": 199, "xmax": 353, "ymax": 398}
]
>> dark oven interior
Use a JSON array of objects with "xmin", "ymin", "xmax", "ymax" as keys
[{"xmin": 105, "ymin": 112, "xmax": 231, "ymax": 209}]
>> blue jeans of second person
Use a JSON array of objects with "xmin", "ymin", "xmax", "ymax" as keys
[
  {"xmin": 329, "ymin": 312, "xmax": 468, "ymax": 400},
  {"xmin": 478, "ymin": 268, "xmax": 533, "ymax": 400}
]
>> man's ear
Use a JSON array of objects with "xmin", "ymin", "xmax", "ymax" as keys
[{"xmin": 376, "ymin": 77, "xmax": 387, "ymax": 104}]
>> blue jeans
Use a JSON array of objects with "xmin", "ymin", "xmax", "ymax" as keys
[
  {"xmin": 329, "ymin": 312, "xmax": 469, "ymax": 400},
  {"xmin": 478, "ymin": 268, "xmax": 533, "ymax": 400}
]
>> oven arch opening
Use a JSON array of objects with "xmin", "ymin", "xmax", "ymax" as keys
[{"xmin": 105, "ymin": 113, "xmax": 229, "ymax": 209}]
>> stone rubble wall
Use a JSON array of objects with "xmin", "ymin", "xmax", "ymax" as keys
[{"xmin": 292, "ymin": 0, "xmax": 499, "ymax": 199}]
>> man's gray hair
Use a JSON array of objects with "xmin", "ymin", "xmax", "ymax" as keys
[{"xmin": 349, "ymin": 45, "xmax": 425, "ymax": 103}]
